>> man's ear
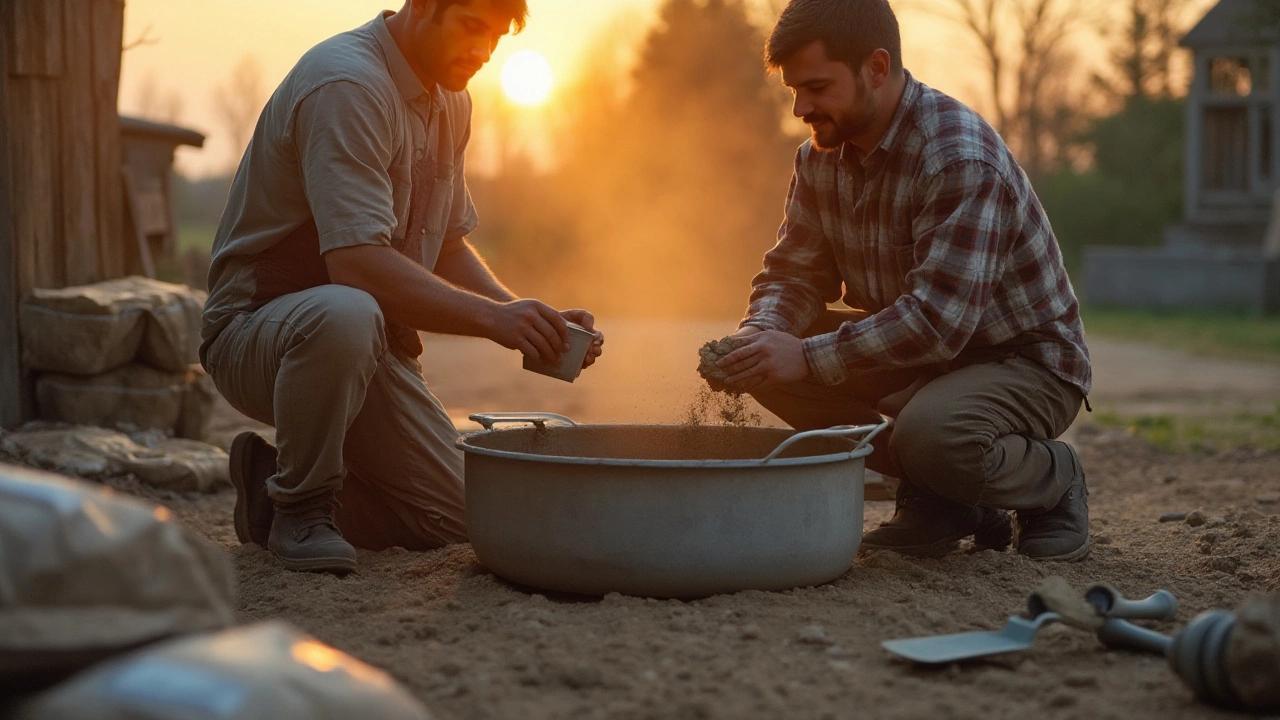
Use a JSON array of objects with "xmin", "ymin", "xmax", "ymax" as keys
[{"xmin": 864, "ymin": 48, "xmax": 892, "ymax": 90}]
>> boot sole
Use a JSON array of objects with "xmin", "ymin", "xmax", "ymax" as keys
[
  {"xmin": 229, "ymin": 432, "xmax": 259, "ymax": 546},
  {"xmin": 1020, "ymin": 536, "xmax": 1091, "ymax": 562},
  {"xmin": 274, "ymin": 552, "xmax": 358, "ymax": 574}
]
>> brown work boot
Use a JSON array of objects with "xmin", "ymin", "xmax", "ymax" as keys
[
  {"xmin": 862, "ymin": 481, "xmax": 1012, "ymax": 558},
  {"xmin": 268, "ymin": 493, "xmax": 357, "ymax": 574},
  {"xmin": 229, "ymin": 432, "xmax": 276, "ymax": 546},
  {"xmin": 1016, "ymin": 441, "xmax": 1090, "ymax": 562}
]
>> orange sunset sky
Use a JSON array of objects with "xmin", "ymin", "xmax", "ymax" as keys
[{"xmin": 117, "ymin": 0, "xmax": 1213, "ymax": 178}]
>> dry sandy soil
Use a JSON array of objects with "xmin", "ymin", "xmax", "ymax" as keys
[{"xmin": 30, "ymin": 321, "xmax": 1280, "ymax": 718}]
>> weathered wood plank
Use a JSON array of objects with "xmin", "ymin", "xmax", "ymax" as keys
[
  {"xmin": 10, "ymin": 0, "xmax": 64, "ymax": 77},
  {"xmin": 55, "ymin": 0, "xmax": 100, "ymax": 285},
  {"xmin": 91, "ymin": 0, "xmax": 124, "ymax": 279},
  {"xmin": 8, "ymin": 77, "xmax": 63, "ymax": 291},
  {"xmin": 59, "ymin": 0, "xmax": 100, "ymax": 286},
  {"xmin": 0, "ymin": 0, "xmax": 30, "ymax": 427}
]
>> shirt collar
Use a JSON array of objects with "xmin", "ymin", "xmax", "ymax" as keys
[
  {"xmin": 372, "ymin": 11, "xmax": 435, "ymax": 105},
  {"xmin": 839, "ymin": 69, "xmax": 921, "ymax": 165}
]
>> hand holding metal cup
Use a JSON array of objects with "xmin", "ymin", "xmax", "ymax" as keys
[{"xmin": 522, "ymin": 322, "xmax": 595, "ymax": 382}]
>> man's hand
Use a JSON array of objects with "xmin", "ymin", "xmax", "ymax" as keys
[
  {"xmin": 560, "ymin": 309, "xmax": 605, "ymax": 370},
  {"xmin": 717, "ymin": 330, "xmax": 810, "ymax": 391},
  {"xmin": 489, "ymin": 299, "xmax": 569, "ymax": 363}
]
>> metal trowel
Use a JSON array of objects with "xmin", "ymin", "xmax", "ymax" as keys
[
  {"xmin": 882, "ymin": 583, "xmax": 1178, "ymax": 664},
  {"xmin": 881, "ymin": 610, "xmax": 1064, "ymax": 663}
]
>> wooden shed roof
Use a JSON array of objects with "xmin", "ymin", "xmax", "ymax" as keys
[
  {"xmin": 1182, "ymin": 0, "xmax": 1280, "ymax": 48},
  {"xmin": 119, "ymin": 116, "xmax": 206, "ymax": 149}
]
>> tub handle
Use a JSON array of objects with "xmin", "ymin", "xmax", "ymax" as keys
[
  {"xmin": 761, "ymin": 421, "xmax": 891, "ymax": 463},
  {"xmin": 469, "ymin": 412, "xmax": 578, "ymax": 431}
]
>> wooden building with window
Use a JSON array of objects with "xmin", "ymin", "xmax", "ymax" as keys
[
  {"xmin": 1084, "ymin": 0, "xmax": 1280, "ymax": 313},
  {"xmin": 1181, "ymin": 0, "xmax": 1276, "ymax": 241}
]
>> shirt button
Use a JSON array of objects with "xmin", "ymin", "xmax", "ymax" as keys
[{"xmin": 420, "ymin": 228, "xmax": 426, "ymax": 235}]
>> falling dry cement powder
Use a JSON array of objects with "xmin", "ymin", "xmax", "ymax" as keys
[
  {"xmin": 685, "ymin": 336, "xmax": 764, "ymax": 428},
  {"xmin": 682, "ymin": 386, "xmax": 762, "ymax": 428}
]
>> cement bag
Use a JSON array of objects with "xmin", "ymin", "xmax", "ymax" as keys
[
  {"xmin": 0, "ymin": 463, "xmax": 234, "ymax": 687},
  {"xmin": 36, "ymin": 364, "xmax": 216, "ymax": 439},
  {"xmin": 0, "ymin": 426, "xmax": 230, "ymax": 492},
  {"xmin": 15, "ymin": 621, "xmax": 436, "ymax": 720},
  {"xmin": 21, "ymin": 276, "xmax": 206, "ymax": 375}
]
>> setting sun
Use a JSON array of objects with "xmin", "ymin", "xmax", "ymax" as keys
[{"xmin": 500, "ymin": 49, "xmax": 554, "ymax": 106}]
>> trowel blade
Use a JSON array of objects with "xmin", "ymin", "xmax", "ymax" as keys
[{"xmin": 881, "ymin": 613, "xmax": 1060, "ymax": 664}]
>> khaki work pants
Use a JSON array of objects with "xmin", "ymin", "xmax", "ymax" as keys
[
  {"xmin": 203, "ymin": 285, "xmax": 467, "ymax": 550},
  {"xmin": 749, "ymin": 310, "xmax": 1084, "ymax": 511}
]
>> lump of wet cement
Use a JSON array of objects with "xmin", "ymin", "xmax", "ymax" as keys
[{"xmin": 697, "ymin": 336, "xmax": 750, "ymax": 392}]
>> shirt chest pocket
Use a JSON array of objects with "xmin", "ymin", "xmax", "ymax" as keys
[
  {"xmin": 424, "ymin": 178, "xmax": 453, "ymax": 238},
  {"xmin": 417, "ymin": 178, "xmax": 454, "ymax": 269}
]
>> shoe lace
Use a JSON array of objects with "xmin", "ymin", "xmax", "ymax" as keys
[{"xmin": 287, "ymin": 498, "xmax": 342, "ymax": 540}]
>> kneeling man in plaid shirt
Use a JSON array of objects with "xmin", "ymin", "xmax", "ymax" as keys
[{"xmin": 718, "ymin": 0, "xmax": 1092, "ymax": 561}]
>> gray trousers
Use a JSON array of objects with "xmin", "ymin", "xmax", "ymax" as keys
[
  {"xmin": 749, "ymin": 311, "xmax": 1084, "ymax": 511},
  {"xmin": 202, "ymin": 285, "xmax": 467, "ymax": 550}
]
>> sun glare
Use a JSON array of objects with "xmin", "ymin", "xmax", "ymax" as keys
[{"xmin": 501, "ymin": 50, "xmax": 553, "ymax": 106}]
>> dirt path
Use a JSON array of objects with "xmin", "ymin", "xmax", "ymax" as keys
[
  {"xmin": 1085, "ymin": 338, "xmax": 1280, "ymax": 418},
  {"xmin": 50, "ymin": 323, "xmax": 1280, "ymax": 718}
]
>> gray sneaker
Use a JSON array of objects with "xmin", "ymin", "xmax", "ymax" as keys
[{"xmin": 267, "ymin": 494, "xmax": 357, "ymax": 574}]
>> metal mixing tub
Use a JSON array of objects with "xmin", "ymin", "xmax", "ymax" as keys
[{"xmin": 457, "ymin": 413, "xmax": 886, "ymax": 598}]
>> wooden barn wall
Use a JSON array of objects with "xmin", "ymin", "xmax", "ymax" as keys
[{"xmin": 1, "ymin": 0, "xmax": 125, "ymax": 428}]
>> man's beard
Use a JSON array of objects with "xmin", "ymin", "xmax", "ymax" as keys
[{"xmin": 804, "ymin": 83, "xmax": 876, "ymax": 151}]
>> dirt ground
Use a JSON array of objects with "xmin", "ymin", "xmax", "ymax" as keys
[{"xmin": 36, "ymin": 321, "xmax": 1280, "ymax": 718}]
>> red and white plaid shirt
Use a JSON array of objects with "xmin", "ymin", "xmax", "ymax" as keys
[{"xmin": 743, "ymin": 72, "xmax": 1091, "ymax": 395}]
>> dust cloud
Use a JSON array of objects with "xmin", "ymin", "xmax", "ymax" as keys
[{"xmin": 469, "ymin": 0, "xmax": 801, "ymax": 320}]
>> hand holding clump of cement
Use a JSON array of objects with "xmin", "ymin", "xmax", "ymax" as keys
[{"xmin": 697, "ymin": 335, "xmax": 751, "ymax": 392}]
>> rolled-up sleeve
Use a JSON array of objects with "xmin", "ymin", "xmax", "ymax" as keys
[{"xmin": 294, "ymin": 81, "xmax": 397, "ymax": 254}]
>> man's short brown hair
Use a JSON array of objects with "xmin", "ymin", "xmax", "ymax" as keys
[
  {"xmin": 433, "ymin": 0, "xmax": 529, "ymax": 33},
  {"xmin": 765, "ymin": 0, "xmax": 901, "ymax": 73}
]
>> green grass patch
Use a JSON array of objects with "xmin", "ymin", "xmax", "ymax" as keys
[
  {"xmin": 1081, "ymin": 306, "xmax": 1280, "ymax": 364},
  {"xmin": 1091, "ymin": 404, "xmax": 1280, "ymax": 454}
]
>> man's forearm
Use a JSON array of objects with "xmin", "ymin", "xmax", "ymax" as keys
[
  {"xmin": 325, "ymin": 244, "xmax": 500, "ymax": 339},
  {"xmin": 435, "ymin": 240, "xmax": 517, "ymax": 302}
]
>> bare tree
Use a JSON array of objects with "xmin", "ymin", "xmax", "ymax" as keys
[
  {"xmin": 213, "ymin": 55, "xmax": 269, "ymax": 171},
  {"xmin": 132, "ymin": 72, "xmax": 184, "ymax": 125},
  {"xmin": 122, "ymin": 24, "xmax": 159, "ymax": 53},
  {"xmin": 1096, "ymin": 0, "xmax": 1197, "ymax": 101},
  {"xmin": 945, "ymin": 0, "xmax": 1011, "ymax": 135},
  {"xmin": 927, "ymin": 0, "xmax": 1097, "ymax": 180}
]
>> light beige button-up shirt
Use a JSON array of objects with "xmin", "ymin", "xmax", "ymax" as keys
[{"xmin": 201, "ymin": 11, "xmax": 478, "ymax": 360}]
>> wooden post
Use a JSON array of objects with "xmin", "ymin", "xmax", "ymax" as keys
[
  {"xmin": 0, "ymin": 0, "xmax": 27, "ymax": 428},
  {"xmin": 8, "ymin": 0, "xmax": 64, "ymax": 292},
  {"xmin": 92, "ymin": 0, "xmax": 124, "ymax": 279},
  {"xmin": 60, "ymin": 0, "xmax": 103, "ymax": 286}
]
